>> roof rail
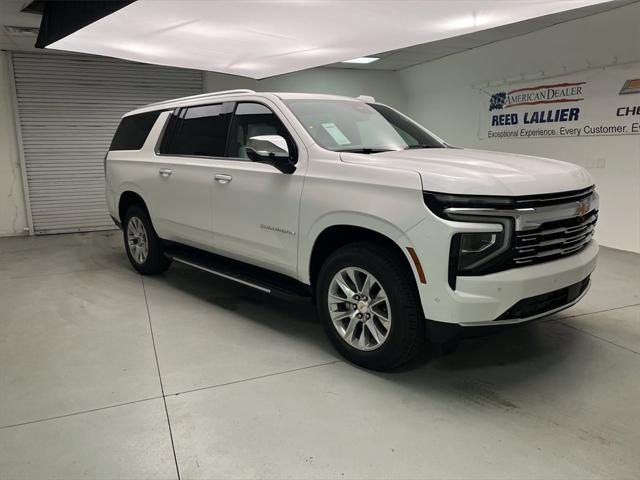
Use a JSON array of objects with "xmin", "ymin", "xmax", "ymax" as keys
[{"xmin": 143, "ymin": 89, "xmax": 257, "ymax": 109}]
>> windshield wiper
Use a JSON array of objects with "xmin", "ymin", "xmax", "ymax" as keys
[
  {"xmin": 404, "ymin": 144, "xmax": 441, "ymax": 150},
  {"xmin": 336, "ymin": 148, "xmax": 395, "ymax": 154}
]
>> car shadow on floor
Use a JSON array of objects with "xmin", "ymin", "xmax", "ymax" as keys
[
  {"xmin": 157, "ymin": 262, "xmax": 335, "ymax": 355},
  {"xmin": 370, "ymin": 318, "xmax": 592, "ymax": 412},
  {"xmin": 156, "ymin": 261, "xmax": 587, "ymax": 392}
]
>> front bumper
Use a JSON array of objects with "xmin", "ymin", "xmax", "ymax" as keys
[
  {"xmin": 422, "ymin": 275, "xmax": 591, "ymax": 343},
  {"xmin": 461, "ymin": 274, "xmax": 591, "ymax": 326},
  {"xmin": 453, "ymin": 240, "xmax": 597, "ymax": 325},
  {"xmin": 401, "ymin": 216, "xmax": 598, "ymax": 326}
]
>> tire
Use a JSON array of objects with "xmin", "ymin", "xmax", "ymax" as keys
[
  {"xmin": 122, "ymin": 204, "xmax": 171, "ymax": 275},
  {"xmin": 316, "ymin": 242, "xmax": 425, "ymax": 371}
]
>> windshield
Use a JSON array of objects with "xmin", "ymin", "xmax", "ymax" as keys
[{"xmin": 283, "ymin": 99, "xmax": 444, "ymax": 153}]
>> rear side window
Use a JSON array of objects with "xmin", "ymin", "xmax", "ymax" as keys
[
  {"xmin": 110, "ymin": 111, "xmax": 162, "ymax": 151},
  {"xmin": 161, "ymin": 104, "xmax": 231, "ymax": 157}
]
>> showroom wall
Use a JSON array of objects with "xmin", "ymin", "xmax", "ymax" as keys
[
  {"xmin": 204, "ymin": 68, "xmax": 408, "ymax": 111},
  {"xmin": 0, "ymin": 51, "xmax": 28, "ymax": 236},
  {"xmin": 398, "ymin": 2, "xmax": 640, "ymax": 253}
]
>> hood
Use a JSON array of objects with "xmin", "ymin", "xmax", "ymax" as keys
[{"xmin": 340, "ymin": 148, "xmax": 593, "ymax": 196}]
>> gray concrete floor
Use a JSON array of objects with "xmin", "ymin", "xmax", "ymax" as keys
[{"xmin": 0, "ymin": 231, "xmax": 639, "ymax": 480}]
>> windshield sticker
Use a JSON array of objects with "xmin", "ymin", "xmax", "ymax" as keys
[{"xmin": 321, "ymin": 122, "xmax": 351, "ymax": 145}]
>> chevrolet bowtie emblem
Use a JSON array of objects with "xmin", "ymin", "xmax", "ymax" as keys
[{"xmin": 576, "ymin": 199, "xmax": 590, "ymax": 216}]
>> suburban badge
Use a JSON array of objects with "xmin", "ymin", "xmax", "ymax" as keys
[{"xmin": 260, "ymin": 224, "xmax": 296, "ymax": 236}]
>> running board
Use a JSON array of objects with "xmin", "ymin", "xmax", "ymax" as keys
[{"xmin": 164, "ymin": 245, "xmax": 311, "ymax": 301}]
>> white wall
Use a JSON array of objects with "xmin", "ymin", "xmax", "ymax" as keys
[
  {"xmin": 398, "ymin": 3, "xmax": 640, "ymax": 253},
  {"xmin": 0, "ymin": 51, "xmax": 28, "ymax": 237},
  {"xmin": 205, "ymin": 68, "xmax": 408, "ymax": 111}
]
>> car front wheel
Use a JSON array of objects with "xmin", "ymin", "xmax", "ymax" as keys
[{"xmin": 316, "ymin": 242, "xmax": 425, "ymax": 370}]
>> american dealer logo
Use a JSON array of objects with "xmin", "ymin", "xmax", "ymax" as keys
[
  {"xmin": 489, "ymin": 81, "xmax": 587, "ymax": 126},
  {"xmin": 489, "ymin": 81, "xmax": 586, "ymax": 111}
]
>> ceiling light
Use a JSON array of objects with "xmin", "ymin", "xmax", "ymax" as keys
[
  {"xmin": 5, "ymin": 26, "xmax": 39, "ymax": 36},
  {"xmin": 441, "ymin": 14, "xmax": 492, "ymax": 31},
  {"xmin": 341, "ymin": 57, "xmax": 380, "ymax": 64},
  {"xmin": 115, "ymin": 42, "xmax": 169, "ymax": 57}
]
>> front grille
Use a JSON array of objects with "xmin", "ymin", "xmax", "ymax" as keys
[
  {"xmin": 497, "ymin": 276, "xmax": 590, "ymax": 320},
  {"xmin": 512, "ymin": 186, "xmax": 594, "ymax": 209},
  {"xmin": 513, "ymin": 210, "xmax": 598, "ymax": 266}
]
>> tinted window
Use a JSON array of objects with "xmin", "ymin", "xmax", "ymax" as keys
[
  {"xmin": 163, "ymin": 104, "xmax": 230, "ymax": 157},
  {"xmin": 158, "ymin": 110, "xmax": 181, "ymax": 154},
  {"xmin": 227, "ymin": 102, "xmax": 295, "ymax": 160},
  {"xmin": 110, "ymin": 111, "xmax": 161, "ymax": 151}
]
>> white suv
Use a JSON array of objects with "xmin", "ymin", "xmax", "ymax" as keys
[{"xmin": 105, "ymin": 89, "xmax": 598, "ymax": 370}]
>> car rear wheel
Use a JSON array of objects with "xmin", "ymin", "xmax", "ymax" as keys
[
  {"xmin": 123, "ymin": 204, "xmax": 171, "ymax": 275},
  {"xmin": 317, "ymin": 242, "xmax": 425, "ymax": 370}
]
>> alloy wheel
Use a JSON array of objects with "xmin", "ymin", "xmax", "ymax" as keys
[
  {"xmin": 327, "ymin": 267, "xmax": 392, "ymax": 351},
  {"xmin": 127, "ymin": 216, "xmax": 149, "ymax": 264}
]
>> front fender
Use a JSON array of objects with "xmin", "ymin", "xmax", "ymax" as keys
[{"xmin": 298, "ymin": 211, "xmax": 412, "ymax": 284}]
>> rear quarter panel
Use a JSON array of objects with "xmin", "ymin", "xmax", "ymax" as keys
[{"xmin": 105, "ymin": 111, "xmax": 170, "ymax": 232}]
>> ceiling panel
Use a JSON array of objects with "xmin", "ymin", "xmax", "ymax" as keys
[
  {"xmin": 328, "ymin": 0, "xmax": 637, "ymax": 71},
  {"xmin": 1, "ymin": 0, "xmax": 635, "ymax": 75},
  {"xmin": 44, "ymin": 0, "xmax": 613, "ymax": 78}
]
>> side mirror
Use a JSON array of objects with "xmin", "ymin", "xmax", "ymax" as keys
[{"xmin": 245, "ymin": 135, "xmax": 296, "ymax": 174}]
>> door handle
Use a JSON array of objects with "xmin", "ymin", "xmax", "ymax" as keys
[
  {"xmin": 214, "ymin": 174, "xmax": 233, "ymax": 184},
  {"xmin": 159, "ymin": 168, "xmax": 173, "ymax": 178}
]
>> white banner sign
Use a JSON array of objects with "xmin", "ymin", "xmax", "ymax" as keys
[{"xmin": 479, "ymin": 65, "xmax": 640, "ymax": 140}]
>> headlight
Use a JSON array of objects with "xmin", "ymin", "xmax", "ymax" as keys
[
  {"xmin": 423, "ymin": 192, "xmax": 516, "ymax": 288},
  {"xmin": 455, "ymin": 230, "xmax": 507, "ymax": 272},
  {"xmin": 446, "ymin": 218, "xmax": 513, "ymax": 288},
  {"xmin": 424, "ymin": 191, "xmax": 515, "ymax": 218}
]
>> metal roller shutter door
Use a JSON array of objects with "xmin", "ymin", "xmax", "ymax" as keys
[{"xmin": 12, "ymin": 52, "xmax": 203, "ymax": 234}]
